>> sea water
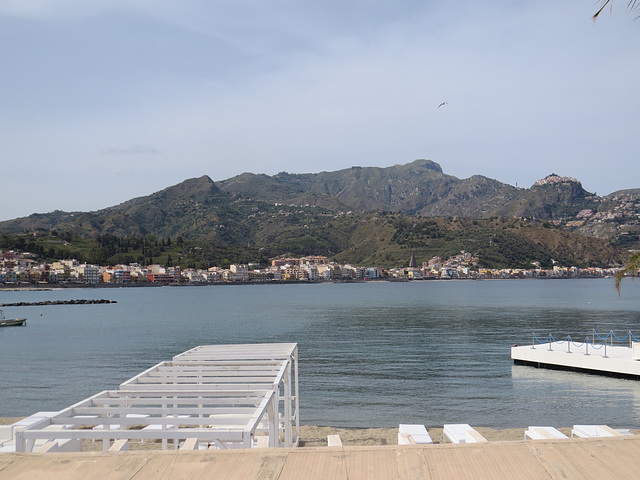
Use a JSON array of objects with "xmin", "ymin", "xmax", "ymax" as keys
[{"xmin": 1, "ymin": 278, "xmax": 640, "ymax": 428}]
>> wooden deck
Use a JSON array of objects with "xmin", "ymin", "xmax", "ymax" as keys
[{"xmin": 2, "ymin": 436, "xmax": 640, "ymax": 479}]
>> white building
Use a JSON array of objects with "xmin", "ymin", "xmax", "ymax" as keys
[
  {"xmin": 80, "ymin": 264, "xmax": 101, "ymax": 284},
  {"xmin": 364, "ymin": 267, "xmax": 380, "ymax": 279},
  {"xmin": 228, "ymin": 264, "xmax": 249, "ymax": 281}
]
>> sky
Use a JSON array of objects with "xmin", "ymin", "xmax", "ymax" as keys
[{"xmin": 1, "ymin": 0, "xmax": 638, "ymax": 221}]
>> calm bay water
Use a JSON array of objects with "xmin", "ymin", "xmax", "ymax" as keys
[{"xmin": 1, "ymin": 278, "xmax": 640, "ymax": 428}]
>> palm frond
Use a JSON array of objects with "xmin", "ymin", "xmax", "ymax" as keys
[
  {"xmin": 630, "ymin": 0, "xmax": 640, "ymax": 19},
  {"xmin": 615, "ymin": 252, "xmax": 640, "ymax": 295},
  {"xmin": 593, "ymin": 0, "xmax": 640, "ymax": 21},
  {"xmin": 593, "ymin": 0, "xmax": 612, "ymax": 21}
]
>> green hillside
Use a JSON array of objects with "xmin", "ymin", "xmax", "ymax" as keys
[
  {"xmin": 0, "ymin": 161, "xmax": 635, "ymax": 268},
  {"xmin": 0, "ymin": 212, "xmax": 623, "ymax": 269}
]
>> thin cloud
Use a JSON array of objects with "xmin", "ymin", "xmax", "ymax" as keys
[
  {"xmin": 0, "ymin": 0, "xmax": 638, "ymax": 222},
  {"xmin": 0, "ymin": 0, "xmax": 154, "ymax": 19},
  {"xmin": 102, "ymin": 145, "xmax": 160, "ymax": 155}
]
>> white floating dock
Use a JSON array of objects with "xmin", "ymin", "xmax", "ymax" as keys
[{"xmin": 511, "ymin": 341, "xmax": 640, "ymax": 379}]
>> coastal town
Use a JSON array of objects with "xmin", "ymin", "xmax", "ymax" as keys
[{"xmin": 0, "ymin": 249, "xmax": 620, "ymax": 286}]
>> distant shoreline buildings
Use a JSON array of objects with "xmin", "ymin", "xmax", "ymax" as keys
[{"xmin": 0, "ymin": 250, "xmax": 624, "ymax": 287}]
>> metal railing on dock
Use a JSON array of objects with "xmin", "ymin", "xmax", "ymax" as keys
[{"xmin": 531, "ymin": 330, "xmax": 640, "ymax": 359}]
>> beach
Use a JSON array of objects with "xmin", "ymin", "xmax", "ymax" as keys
[
  {"xmin": 6, "ymin": 416, "xmax": 640, "ymax": 479},
  {"xmin": 298, "ymin": 425, "xmax": 544, "ymax": 446},
  {"xmin": 0, "ymin": 417, "xmax": 548, "ymax": 445},
  {"xmin": 0, "ymin": 417, "xmax": 540, "ymax": 448},
  {"xmin": 4, "ymin": 422, "xmax": 640, "ymax": 480},
  {"xmin": 6, "ymin": 417, "xmax": 632, "ymax": 448}
]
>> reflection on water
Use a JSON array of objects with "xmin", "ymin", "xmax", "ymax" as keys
[
  {"xmin": 511, "ymin": 364, "xmax": 640, "ymax": 427},
  {"xmin": 0, "ymin": 279, "xmax": 639, "ymax": 428}
]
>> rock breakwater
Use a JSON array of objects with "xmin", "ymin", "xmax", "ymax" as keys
[{"xmin": 0, "ymin": 299, "xmax": 116, "ymax": 307}]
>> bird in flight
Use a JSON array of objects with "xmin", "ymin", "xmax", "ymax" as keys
[{"xmin": 437, "ymin": 102, "xmax": 448, "ymax": 108}]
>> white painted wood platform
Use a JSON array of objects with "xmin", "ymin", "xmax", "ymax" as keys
[
  {"xmin": 10, "ymin": 343, "xmax": 299, "ymax": 453},
  {"xmin": 123, "ymin": 343, "xmax": 299, "ymax": 448},
  {"xmin": 398, "ymin": 424, "xmax": 432, "ymax": 445},
  {"xmin": 525, "ymin": 426, "xmax": 569, "ymax": 440},
  {"xmin": 443, "ymin": 424, "xmax": 487, "ymax": 444},
  {"xmin": 511, "ymin": 341, "xmax": 640, "ymax": 378}
]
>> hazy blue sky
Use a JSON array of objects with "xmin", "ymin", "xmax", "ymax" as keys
[{"xmin": 1, "ymin": 0, "xmax": 638, "ymax": 221}]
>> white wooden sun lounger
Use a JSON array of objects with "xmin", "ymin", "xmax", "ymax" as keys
[
  {"xmin": 36, "ymin": 441, "xmax": 59, "ymax": 453},
  {"xmin": 34, "ymin": 438, "xmax": 83, "ymax": 453},
  {"xmin": 1, "ymin": 413, "xmax": 76, "ymax": 453},
  {"xmin": 93, "ymin": 413, "xmax": 150, "ymax": 432},
  {"xmin": 398, "ymin": 424, "xmax": 432, "ymax": 445},
  {"xmin": 0, "ymin": 426, "xmax": 12, "ymax": 446},
  {"xmin": 571, "ymin": 425, "xmax": 631, "ymax": 438},
  {"xmin": 443, "ymin": 424, "xmax": 487, "ymax": 444},
  {"xmin": 0, "ymin": 426, "xmax": 16, "ymax": 453},
  {"xmin": 524, "ymin": 426, "xmax": 568, "ymax": 440},
  {"xmin": 180, "ymin": 438, "xmax": 199, "ymax": 451},
  {"xmin": 254, "ymin": 435, "xmax": 270, "ymax": 448},
  {"xmin": 142, "ymin": 414, "xmax": 190, "ymax": 431},
  {"xmin": 108, "ymin": 439, "xmax": 130, "ymax": 452},
  {"xmin": 9, "ymin": 412, "xmax": 59, "ymax": 436}
]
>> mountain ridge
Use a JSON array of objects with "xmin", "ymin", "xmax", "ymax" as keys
[
  {"xmin": 1, "ymin": 160, "xmax": 637, "ymax": 268},
  {"xmin": 217, "ymin": 159, "xmax": 600, "ymax": 220}
]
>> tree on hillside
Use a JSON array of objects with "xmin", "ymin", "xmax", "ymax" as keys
[
  {"xmin": 593, "ymin": 0, "xmax": 640, "ymax": 21},
  {"xmin": 614, "ymin": 252, "xmax": 640, "ymax": 294}
]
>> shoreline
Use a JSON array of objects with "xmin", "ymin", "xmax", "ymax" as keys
[
  {"xmin": 0, "ymin": 418, "xmax": 541, "ymax": 447},
  {"xmin": 0, "ymin": 276, "xmax": 609, "ymax": 292},
  {"xmin": 298, "ymin": 425, "xmax": 550, "ymax": 447},
  {"xmin": 3, "ymin": 418, "xmax": 637, "ymax": 447}
]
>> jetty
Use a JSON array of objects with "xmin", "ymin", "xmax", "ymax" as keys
[
  {"xmin": 511, "ymin": 331, "xmax": 640, "ymax": 379},
  {"xmin": 0, "ymin": 299, "xmax": 116, "ymax": 307}
]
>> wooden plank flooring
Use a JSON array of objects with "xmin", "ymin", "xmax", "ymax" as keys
[{"xmin": 2, "ymin": 436, "xmax": 640, "ymax": 480}]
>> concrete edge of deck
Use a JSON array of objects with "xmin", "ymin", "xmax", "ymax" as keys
[{"xmin": 512, "ymin": 358, "xmax": 640, "ymax": 380}]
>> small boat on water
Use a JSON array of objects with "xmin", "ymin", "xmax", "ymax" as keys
[{"xmin": 0, "ymin": 309, "xmax": 26, "ymax": 327}]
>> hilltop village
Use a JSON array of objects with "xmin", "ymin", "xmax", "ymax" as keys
[{"xmin": 0, "ymin": 250, "xmax": 618, "ymax": 287}]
